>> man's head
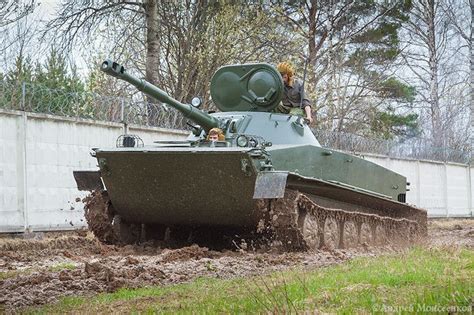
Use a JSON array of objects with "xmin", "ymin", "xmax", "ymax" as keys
[
  {"xmin": 209, "ymin": 133, "xmax": 219, "ymax": 142},
  {"xmin": 277, "ymin": 62, "xmax": 294, "ymax": 86},
  {"xmin": 208, "ymin": 128, "xmax": 224, "ymax": 142}
]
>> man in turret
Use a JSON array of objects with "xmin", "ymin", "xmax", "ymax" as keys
[{"xmin": 276, "ymin": 62, "xmax": 313, "ymax": 124}]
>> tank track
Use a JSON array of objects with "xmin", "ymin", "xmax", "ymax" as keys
[
  {"xmin": 257, "ymin": 189, "xmax": 424, "ymax": 251},
  {"xmin": 84, "ymin": 189, "xmax": 425, "ymax": 250}
]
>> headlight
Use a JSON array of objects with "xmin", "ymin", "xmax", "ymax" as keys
[
  {"xmin": 236, "ymin": 135, "xmax": 249, "ymax": 147},
  {"xmin": 191, "ymin": 97, "xmax": 202, "ymax": 108}
]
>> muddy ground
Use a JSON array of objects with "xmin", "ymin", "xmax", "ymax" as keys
[{"xmin": 0, "ymin": 219, "xmax": 472, "ymax": 312}]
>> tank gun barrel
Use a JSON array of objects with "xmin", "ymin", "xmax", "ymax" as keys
[{"xmin": 100, "ymin": 60, "xmax": 219, "ymax": 131}]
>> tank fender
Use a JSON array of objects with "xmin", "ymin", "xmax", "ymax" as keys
[
  {"xmin": 253, "ymin": 171, "xmax": 288, "ymax": 199},
  {"xmin": 73, "ymin": 171, "xmax": 104, "ymax": 191}
]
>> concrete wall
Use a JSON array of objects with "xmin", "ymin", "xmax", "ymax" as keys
[
  {"xmin": 363, "ymin": 154, "xmax": 473, "ymax": 217},
  {"xmin": 0, "ymin": 109, "xmax": 187, "ymax": 232},
  {"xmin": 1, "ymin": 109, "xmax": 472, "ymax": 233}
]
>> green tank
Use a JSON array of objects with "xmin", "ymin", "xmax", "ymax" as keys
[{"xmin": 74, "ymin": 60, "xmax": 427, "ymax": 249}]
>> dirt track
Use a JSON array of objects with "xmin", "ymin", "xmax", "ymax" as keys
[{"xmin": 0, "ymin": 219, "xmax": 472, "ymax": 312}]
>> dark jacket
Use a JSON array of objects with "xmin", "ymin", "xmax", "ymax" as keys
[{"xmin": 281, "ymin": 80, "xmax": 311, "ymax": 109}]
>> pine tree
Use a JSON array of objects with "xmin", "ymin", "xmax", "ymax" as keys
[
  {"xmin": 0, "ymin": 55, "xmax": 34, "ymax": 109},
  {"xmin": 33, "ymin": 48, "xmax": 85, "ymax": 115},
  {"xmin": 0, "ymin": 49, "xmax": 85, "ymax": 115}
]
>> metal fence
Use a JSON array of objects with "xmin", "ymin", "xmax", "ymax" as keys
[
  {"xmin": 0, "ymin": 81, "xmax": 191, "ymax": 130},
  {"xmin": 314, "ymin": 129, "xmax": 471, "ymax": 164},
  {"xmin": 1, "ymin": 80, "xmax": 471, "ymax": 163}
]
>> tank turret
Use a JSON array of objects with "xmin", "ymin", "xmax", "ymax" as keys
[
  {"xmin": 210, "ymin": 63, "xmax": 283, "ymax": 112},
  {"xmin": 100, "ymin": 60, "xmax": 284, "ymax": 131}
]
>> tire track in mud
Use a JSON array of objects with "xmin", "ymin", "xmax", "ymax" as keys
[{"xmin": 0, "ymin": 233, "xmax": 386, "ymax": 311}]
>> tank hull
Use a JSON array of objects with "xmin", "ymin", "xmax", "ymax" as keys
[
  {"xmin": 90, "ymin": 145, "xmax": 424, "ymax": 229},
  {"xmin": 77, "ymin": 145, "xmax": 427, "ymax": 247},
  {"xmin": 96, "ymin": 148, "xmax": 261, "ymax": 227},
  {"xmin": 267, "ymin": 145, "xmax": 407, "ymax": 202}
]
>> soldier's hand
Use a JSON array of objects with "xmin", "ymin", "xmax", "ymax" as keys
[{"xmin": 305, "ymin": 116, "xmax": 314, "ymax": 124}]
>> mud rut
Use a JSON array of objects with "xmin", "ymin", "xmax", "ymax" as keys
[
  {"xmin": 1, "ymin": 234, "xmax": 382, "ymax": 311},
  {"xmin": 0, "ymin": 190, "xmax": 448, "ymax": 312}
]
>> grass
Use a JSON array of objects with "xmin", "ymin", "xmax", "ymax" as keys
[
  {"xmin": 0, "ymin": 262, "xmax": 76, "ymax": 280},
  {"xmin": 48, "ymin": 262, "xmax": 76, "ymax": 272},
  {"xmin": 29, "ymin": 246, "xmax": 473, "ymax": 314}
]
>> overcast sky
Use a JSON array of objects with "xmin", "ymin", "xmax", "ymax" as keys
[{"xmin": 1, "ymin": 0, "xmax": 92, "ymax": 77}]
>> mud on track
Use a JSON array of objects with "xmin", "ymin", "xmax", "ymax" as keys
[{"xmin": 0, "ymin": 219, "xmax": 472, "ymax": 312}]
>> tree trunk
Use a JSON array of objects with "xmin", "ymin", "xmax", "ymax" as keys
[
  {"xmin": 470, "ymin": 0, "xmax": 474, "ymax": 160},
  {"xmin": 426, "ymin": 0, "xmax": 443, "ymax": 149},
  {"xmin": 144, "ymin": 0, "xmax": 160, "ymax": 125},
  {"xmin": 325, "ymin": 0, "xmax": 335, "ymax": 131},
  {"xmin": 307, "ymin": 0, "xmax": 317, "ymax": 86}
]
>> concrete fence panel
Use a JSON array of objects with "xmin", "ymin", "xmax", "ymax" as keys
[
  {"xmin": 364, "ymin": 154, "xmax": 472, "ymax": 217},
  {"xmin": 0, "ymin": 113, "xmax": 24, "ymax": 232}
]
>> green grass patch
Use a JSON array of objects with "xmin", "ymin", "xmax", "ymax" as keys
[
  {"xmin": 0, "ymin": 270, "xmax": 24, "ymax": 280},
  {"xmin": 48, "ymin": 262, "xmax": 76, "ymax": 272},
  {"xmin": 29, "ymin": 247, "xmax": 473, "ymax": 314},
  {"xmin": 0, "ymin": 263, "xmax": 76, "ymax": 280}
]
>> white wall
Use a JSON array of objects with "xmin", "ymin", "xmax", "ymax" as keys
[
  {"xmin": 363, "ymin": 154, "xmax": 473, "ymax": 217},
  {"xmin": 1, "ymin": 109, "xmax": 472, "ymax": 233},
  {"xmin": 0, "ymin": 109, "xmax": 188, "ymax": 232}
]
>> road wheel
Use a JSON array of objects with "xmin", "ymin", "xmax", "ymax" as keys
[{"xmin": 297, "ymin": 208, "xmax": 320, "ymax": 250}]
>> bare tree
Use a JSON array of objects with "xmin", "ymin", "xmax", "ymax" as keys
[
  {"xmin": 44, "ymin": 1, "xmax": 288, "ymax": 106},
  {"xmin": 0, "ymin": 0, "xmax": 37, "ymax": 60},
  {"xmin": 442, "ymin": 0, "xmax": 473, "ymax": 155},
  {"xmin": 401, "ymin": 0, "xmax": 463, "ymax": 148},
  {"xmin": 0, "ymin": 0, "xmax": 36, "ymax": 28},
  {"xmin": 470, "ymin": 0, "xmax": 474, "ymax": 157},
  {"xmin": 42, "ymin": 1, "xmax": 158, "ymax": 122},
  {"xmin": 152, "ymin": 3, "xmax": 288, "ymax": 107},
  {"xmin": 397, "ymin": 0, "xmax": 472, "ymax": 158},
  {"xmin": 43, "ymin": 1, "xmax": 158, "ymax": 81}
]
